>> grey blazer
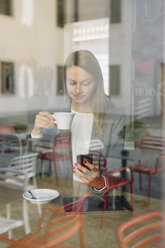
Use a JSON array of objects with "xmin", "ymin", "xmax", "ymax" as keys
[
  {"xmin": 63, "ymin": 97, "xmax": 126, "ymax": 171},
  {"xmin": 90, "ymin": 97, "xmax": 126, "ymax": 157}
]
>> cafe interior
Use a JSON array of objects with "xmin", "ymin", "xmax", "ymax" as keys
[{"xmin": 0, "ymin": 0, "xmax": 165, "ymax": 247}]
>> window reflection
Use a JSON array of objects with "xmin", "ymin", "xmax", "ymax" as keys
[
  {"xmin": 18, "ymin": 64, "xmax": 34, "ymax": 98},
  {"xmin": 0, "ymin": 62, "xmax": 14, "ymax": 95},
  {"xmin": 0, "ymin": 0, "xmax": 12, "ymax": 16},
  {"xmin": 21, "ymin": 0, "xmax": 34, "ymax": 26},
  {"xmin": 0, "ymin": 1, "xmax": 164, "ymax": 247}
]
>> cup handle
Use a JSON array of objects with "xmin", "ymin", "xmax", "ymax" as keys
[{"xmin": 52, "ymin": 114, "xmax": 57, "ymax": 124}]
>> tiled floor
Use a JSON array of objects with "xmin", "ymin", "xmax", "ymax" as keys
[{"xmin": 0, "ymin": 175, "xmax": 163, "ymax": 248}]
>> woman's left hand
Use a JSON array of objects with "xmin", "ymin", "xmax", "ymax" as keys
[{"xmin": 74, "ymin": 161, "xmax": 105, "ymax": 189}]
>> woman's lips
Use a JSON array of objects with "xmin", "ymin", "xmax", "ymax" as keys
[{"xmin": 74, "ymin": 94, "xmax": 84, "ymax": 99}]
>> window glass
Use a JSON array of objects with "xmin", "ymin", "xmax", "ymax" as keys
[
  {"xmin": 56, "ymin": 65, "xmax": 64, "ymax": 95},
  {"xmin": 0, "ymin": 62, "xmax": 14, "ymax": 95},
  {"xmin": 0, "ymin": 0, "xmax": 12, "ymax": 16},
  {"xmin": 57, "ymin": 0, "xmax": 64, "ymax": 27},
  {"xmin": 110, "ymin": 0, "xmax": 121, "ymax": 23},
  {"xmin": 0, "ymin": 1, "xmax": 164, "ymax": 247},
  {"xmin": 110, "ymin": 65, "xmax": 120, "ymax": 96}
]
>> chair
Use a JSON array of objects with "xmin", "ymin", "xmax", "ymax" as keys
[
  {"xmin": 101, "ymin": 166, "xmax": 134, "ymax": 228},
  {"xmin": 1, "ymin": 153, "xmax": 38, "ymax": 191},
  {"xmin": 0, "ymin": 192, "xmax": 90, "ymax": 248},
  {"xmin": 0, "ymin": 215, "xmax": 24, "ymax": 238},
  {"xmin": 0, "ymin": 133, "xmax": 5, "ymax": 153},
  {"xmin": 117, "ymin": 211, "xmax": 165, "ymax": 248},
  {"xmin": 0, "ymin": 125, "xmax": 15, "ymax": 153},
  {"xmin": 36, "ymin": 132, "xmax": 72, "ymax": 186},
  {"xmin": 1, "ymin": 133, "xmax": 23, "ymax": 157},
  {"xmin": 130, "ymin": 135, "xmax": 165, "ymax": 205},
  {"xmin": 89, "ymin": 139, "xmax": 104, "ymax": 151},
  {"xmin": 0, "ymin": 125, "xmax": 15, "ymax": 135},
  {"xmin": 0, "ymin": 153, "xmax": 38, "ymax": 234},
  {"xmin": 79, "ymin": 151, "xmax": 134, "ymax": 229},
  {"xmin": 139, "ymin": 135, "xmax": 165, "ymax": 151}
]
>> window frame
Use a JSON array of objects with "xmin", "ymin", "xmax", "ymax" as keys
[
  {"xmin": 109, "ymin": 65, "xmax": 121, "ymax": 96},
  {"xmin": 0, "ymin": 0, "xmax": 13, "ymax": 16},
  {"xmin": 110, "ymin": 0, "xmax": 121, "ymax": 24},
  {"xmin": 0, "ymin": 61, "xmax": 15, "ymax": 96},
  {"xmin": 56, "ymin": 65, "xmax": 64, "ymax": 95},
  {"xmin": 56, "ymin": 0, "xmax": 65, "ymax": 28}
]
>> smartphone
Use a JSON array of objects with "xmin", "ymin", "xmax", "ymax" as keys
[{"xmin": 76, "ymin": 154, "xmax": 94, "ymax": 170}]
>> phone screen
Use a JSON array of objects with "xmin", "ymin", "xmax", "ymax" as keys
[
  {"xmin": 76, "ymin": 152, "xmax": 106, "ymax": 172},
  {"xmin": 76, "ymin": 154, "xmax": 93, "ymax": 170}
]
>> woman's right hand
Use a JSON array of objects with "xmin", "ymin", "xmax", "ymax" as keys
[{"xmin": 32, "ymin": 112, "xmax": 56, "ymax": 136}]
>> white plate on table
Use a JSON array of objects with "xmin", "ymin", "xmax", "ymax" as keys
[{"xmin": 23, "ymin": 189, "xmax": 60, "ymax": 204}]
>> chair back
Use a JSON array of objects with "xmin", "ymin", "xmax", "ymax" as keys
[
  {"xmin": 0, "ymin": 125, "xmax": 15, "ymax": 135},
  {"xmin": 53, "ymin": 132, "xmax": 72, "ymax": 164},
  {"xmin": 89, "ymin": 139, "xmax": 104, "ymax": 151},
  {"xmin": 117, "ymin": 211, "xmax": 164, "ymax": 248},
  {"xmin": 0, "ymin": 126, "xmax": 15, "ymax": 153},
  {"xmin": 42, "ymin": 192, "xmax": 90, "ymax": 248},
  {"xmin": 0, "ymin": 153, "xmax": 38, "ymax": 191},
  {"xmin": 63, "ymin": 191, "xmax": 90, "ymax": 213},
  {"xmin": 9, "ymin": 153, "xmax": 38, "ymax": 179},
  {"xmin": 0, "ymin": 134, "xmax": 4, "ymax": 152},
  {"xmin": 54, "ymin": 131, "xmax": 71, "ymax": 149},
  {"xmin": 140, "ymin": 135, "xmax": 165, "ymax": 151},
  {"xmin": 2, "ymin": 133, "xmax": 22, "ymax": 155},
  {"xmin": 155, "ymin": 154, "xmax": 165, "ymax": 173},
  {"xmin": 34, "ymin": 132, "xmax": 71, "ymax": 153}
]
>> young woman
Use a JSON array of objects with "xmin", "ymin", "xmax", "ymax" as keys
[{"xmin": 32, "ymin": 50, "xmax": 126, "ymax": 192}]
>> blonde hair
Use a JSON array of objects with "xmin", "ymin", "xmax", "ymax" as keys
[{"xmin": 64, "ymin": 50, "xmax": 108, "ymax": 138}]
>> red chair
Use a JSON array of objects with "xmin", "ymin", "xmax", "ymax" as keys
[
  {"xmin": 0, "ymin": 126, "xmax": 15, "ymax": 153},
  {"xmin": 0, "ymin": 125, "xmax": 15, "ymax": 135},
  {"xmin": 35, "ymin": 132, "xmax": 72, "ymax": 186},
  {"xmin": 130, "ymin": 135, "xmax": 165, "ymax": 205},
  {"xmin": 101, "ymin": 166, "xmax": 134, "ymax": 228},
  {"xmin": 139, "ymin": 135, "xmax": 165, "ymax": 151},
  {"xmin": 0, "ymin": 192, "xmax": 90, "ymax": 248},
  {"xmin": 117, "ymin": 211, "xmax": 165, "ymax": 248},
  {"xmin": 77, "ymin": 151, "xmax": 134, "ymax": 229},
  {"xmin": 1, "ymin": 134, "xmax": 22, "ymax": 156}
]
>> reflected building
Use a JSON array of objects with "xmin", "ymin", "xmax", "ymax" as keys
[
  {"xmin": 0, "ymin": 0, "xmax": 165, "ymax": 247},
  {"xmin": 0, "ymin": 0, "xmax": 164, "ymax": 122}
]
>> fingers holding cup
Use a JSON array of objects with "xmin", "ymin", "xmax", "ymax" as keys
[{"xmin": 32, "ymin": 111, "xmax": 56, "ymax": 136}]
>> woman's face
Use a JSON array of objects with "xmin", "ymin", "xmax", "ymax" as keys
[{"xmin": 66, "ymin": 66, "xmax": 96, "ymax": 106}]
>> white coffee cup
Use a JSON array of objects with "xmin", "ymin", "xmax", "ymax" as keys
[{"xmin": 53, "ymin": 112, "xmax": 74, "ymax": 130}]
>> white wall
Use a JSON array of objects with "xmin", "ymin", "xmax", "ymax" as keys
[{"xmin": 0, "ymin": 0, "xmax": 65, "ymax": 116}]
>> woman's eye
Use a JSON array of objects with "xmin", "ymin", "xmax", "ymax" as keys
[
  {"xmin": 69, "ymin": 81, "xmax": 76, "ymax": 85},
  {"xmin": 83, "ymin": 81, "xmax": 91, "ymax": 86}
]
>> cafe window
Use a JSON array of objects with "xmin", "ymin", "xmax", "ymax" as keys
[
  {"xmin": 159, "ymin": 63, "xmax": 165, "ymax": 116},
  {"xmin": 0, "ymin": 0, "xmax": 12, "ymax": 16},
  {"xmin": 0, "ymin": 62, "xmax": 15, "ymax": 95},
  {"xmin": 110, "ymin": 0, "xmax": 121, "ymax": 23},
  {"xmin": 56, "ymin": 65, "xmax": 64, "ymax": 95},
  {"xmin": 57, "ymin": 0, "xmax": 65, "ymax": 27},
  {"xmin": 109, "ymin": 65, "xmax": 120, "ymax": 96}
]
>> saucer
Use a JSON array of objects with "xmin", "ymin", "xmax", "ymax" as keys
[{"xmin": 23, "ymin": 189, "xmax": 60, "ymax": 204}]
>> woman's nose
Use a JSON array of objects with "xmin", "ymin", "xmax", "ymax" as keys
[{"xmin": 75, "ymin": 84, "xmax": 81, "ymax": 94}]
